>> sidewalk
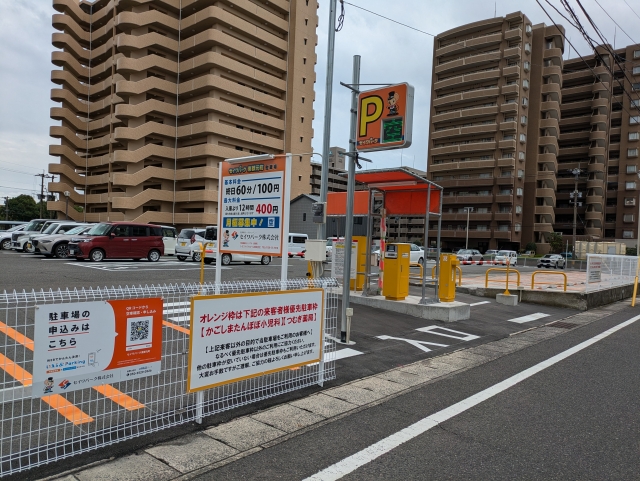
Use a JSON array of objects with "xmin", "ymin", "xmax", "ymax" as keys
[{"xmin": 42, "ymin": 301, "xmax": 629, "ymax": 481}]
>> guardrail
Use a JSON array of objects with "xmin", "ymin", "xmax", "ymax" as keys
[
  {"xmin": 485, "ymin": 267, "xmax": 521, "ymax": 289},
  {"xmin": 432, "ymin": 265, "xmax": 462, "ymax": 286},
  {"xmin": 531, "ymin": 270, "xmax": 567, "ymax": 291},
  {"xmin": 410, "ymin": 262, "xmax": 423, "ymax": 281}
]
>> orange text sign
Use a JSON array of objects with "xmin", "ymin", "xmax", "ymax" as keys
[{"xmin": 357, "ymin": 83, "xmax": 414, "ymax": 152}]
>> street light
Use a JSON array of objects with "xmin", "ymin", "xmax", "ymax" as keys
[
  {"xmin": 463, "ymin": 207, "xmax": 473, "ymax": 249},
  {"xmin": 63, "ymin": 191, "xmax": 70, "ymax": 219}
]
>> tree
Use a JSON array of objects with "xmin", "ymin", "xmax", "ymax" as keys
[
  {"xmin": 524, "ymin": 242, "xmax": 537, "ymax": 254},
  {"xmin": 1, "ymin": 195, "xmax": 40, "ymax": 221},
  {"xmin": 548, "ymin": 233, "xmax": 563, "ymax": 253}
]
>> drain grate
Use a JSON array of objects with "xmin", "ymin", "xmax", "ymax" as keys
[{"xmin": 547, "ymin": 321, "xmax": 579, "ymax": 329}]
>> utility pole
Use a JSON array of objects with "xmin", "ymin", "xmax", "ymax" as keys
[
  {"xmin": 2, "ymin": 196, "xmax": 9, "ymax": 221},
  {"xmin": 35, "ymin": 172, "xmax": 55, "ymax": 218},
  {"xmin": 569, "ymin": 168, "xmax": 582, "ymax": 254},
  {"xmin": 464, "ymin": 206, "xmax": 473, "ymax": 250}
]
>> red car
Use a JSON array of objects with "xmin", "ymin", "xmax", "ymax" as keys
[{"xmin": 68, "ymin": 222, "xmax": 165, "ymax": 262}]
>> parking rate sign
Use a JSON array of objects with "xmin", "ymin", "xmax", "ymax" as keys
[{"xmin": 219, "ymin": 157, "xmax": 287, "ymax": 256}]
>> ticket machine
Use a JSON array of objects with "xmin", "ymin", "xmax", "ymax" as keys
[
  {"xmin": 438, "ymin": 253, "xmax": 460, "ymax": 302},
  {"xmin": 382, "ymin": 243, "xmax": 410, "ymax": 300}
]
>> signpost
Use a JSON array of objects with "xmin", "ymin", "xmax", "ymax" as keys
[
  {"xmin": 33, "ymin": 299, "xmax": 163, "ymax": 397},
  {"xmin": 187, "ymin": 289, "xmax": 324, "ymax": 392},
  {"xmin": 331, "ymin": 238, "xmax": 357, "ymax": 280}
]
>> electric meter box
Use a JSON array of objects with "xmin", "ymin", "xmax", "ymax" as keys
[{"xmin": 304, "ymin": 239, "xmax": 327, "ymax": 262}]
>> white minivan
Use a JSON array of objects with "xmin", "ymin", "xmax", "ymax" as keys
[
  {"xmin": 494, "ymin": 250, "xmax": 518, "ymax": 266},
  {"xmin": 288, "ymin": 233, "xmax": 308, "ymax": 258}
]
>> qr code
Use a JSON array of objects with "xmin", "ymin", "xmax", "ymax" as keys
[{"xmin": 126, "ymin": 316, "xmax": 153, "ymax": 348}]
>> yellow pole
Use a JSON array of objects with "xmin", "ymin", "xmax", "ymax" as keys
[
  {"xmin": 199, "ymin": 242, "xmax": 206, "ymax": 286},
  {"xmin": 504, "ymin": 257, "xmax": 510, "ymax": 296},
  {"xmin": 633, "ymin": 257, "xmax": 640, "ymax": 307}
]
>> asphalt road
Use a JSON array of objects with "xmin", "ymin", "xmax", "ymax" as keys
[{"xmin": 194, "ymin": 305, "xmax": 640, "ymax": 480}]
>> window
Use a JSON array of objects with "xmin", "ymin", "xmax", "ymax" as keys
[
  {"xmin": 522, "ymin": 97, "xmax": 529, "ymax": 106},
  {"xmin": 518, "ymin": 169, "xmax": 524, "ymax": 178},
  {"xmin": 626, "ymin": 181, "xmax": 637, "ymax": 190},
  {"xmin": 523, "ymin": 61, "xmax": 530, "ymax": 71},
  {"xmin": 522, "ymin": 79, "xmax": 530, "ymax": 90},
  {"xmin": 632, "ymin": 100, "xmax": 640, "ymax": 108},
  {"xmin": 302, "ymin": 97, "xmax": 305, "ymax": 103},
  {"xmin": 625, "ymin": 197, "xmax": 636, "ymax": 206},
  {"xmin": 623, "ymin": 230, "xmax": 634, "ymax": 238},
  {"xmin": 525, "ymin": 24, "xmax": 532, "ymax": 34},
  {"xmin": 630, "ymin": 132, "xmax": 640, "ymax": 141},
  {"xmin": 477, "ymin": 225, "xmax": 488, "ymax": 231},
  {"xmin": 498, "ymin": 225, "xmax": 510, "ymax": 231},
  {"xmin": 546, "ymin": 40, "xmax": 554, "ymax": 49},
  {"xmin": 477, "ymin": 207, "xmax": 489, "ymax": 213},
  {"xmin": 302, "ymin": 77, "xmax": 306, "ymax": 84},
  {"xmin": 298, "ymin": 175, "xmax": 302, "ymax": 181},
  {"xmin": 631, "ymin": 116, "xmax": 640, "ymax": 125},
  {"xmin": 524, "ymin": 43, "xmax": 531, "ymax": 54},
  {"xmin": 634, "ymin": 66, "xmax": 640, "ymax": 75},
  {"xmin": 479, "ymin": 173, "xmax": 491, "ymax": 178},
  {"xmin": 514, "ymin": 223, "xmax": 521, "ymax": 232},
  {"xmin": 627, "ymin": 165, "xmax": 637, "ymax": 173},
  {"xmin": 633, "ymin": 83, "xmax": 640, "ymax": 91},
  {"xmin": 635, "ymin": 50, "xmax": 640, "ymax": 59},
  {"xmin": 304, "ymin": 38, "xmax": 308, "ymax": 45},
  {"xmin": 519, "ymin": 151, "xmax": 525, "ymax": 160},
  {"xmin": 302, "ymin": 213, "xmax": 307, "ymax": 221},
  {"xmin": 521, "ymin": 115, "xmax": 527, "ymax": 125},
  {"xmin": 517, "ymin": 187, "xmax": 523, "ymax": 196},
  {"xmin": 303, "ymin": 57, "xmax": 307, "ymax": 64},
  {"xmin": 503, "ymin": 134, "xmax": 515, "ymax": 140},
  {"xmin": 519, "ymin": 133, "xmax": 527, "ymax": 143},
  {"xmin": 629, "ymin": 148, "xmax": 639, "ymax": 157},
  {"xmin": 516, "ymin": 205, "xmax": 522, "ymax": 213},
  {"xmin": 499, "ymin": 189, "xmax": 512, "ymax": 195},
  {"xmin": 305, "ymin": 18, "xmax": 308, "ymax": 25},
  {"xmin": 624, "ymin": 214, "xmax": 634, "ymax": 222}
]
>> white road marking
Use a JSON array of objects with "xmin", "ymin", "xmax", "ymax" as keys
[
  {"xmin": 305, "ymin": 315, "xmax": 640, "ymax": 481},
  {"xmin": 415, "ymin": 326, "xmax": 480, "ymax": 342},
  {"xmin": 470, "ymin": 301, "xmax": 491, "ymax": 306},
  {"xmin": 333, "ymin": 348, "xmax": 363, "ymax": 361},
  {"xmin": 506, "ymin": 313, "xmax": 550, "ymax": 324},
  {"xmin": 376, "ymin": 335, "xmax": 448, "ymax": 353}
]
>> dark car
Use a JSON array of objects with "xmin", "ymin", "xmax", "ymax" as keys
[{"xmin": 68, "ymin": 222, "xmax": 164, "ymax": 262}]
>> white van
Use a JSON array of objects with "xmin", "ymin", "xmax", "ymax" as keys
[
  {"xmin": 288, "ymin": 233, "xmax": 308, "ymax": 258},
  {"xmin": 494, "ymin": 250, "xmax": 518, "ymax": 266}
]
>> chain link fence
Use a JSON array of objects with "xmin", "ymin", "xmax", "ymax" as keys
[{"xmin": 0, "ymin": 278, "xmax": 338, "ymax": 476}]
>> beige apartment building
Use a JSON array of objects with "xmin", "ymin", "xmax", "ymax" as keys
[
  {"xmin": 309, "ymin": 146, "xmax": 348, "ymax": 195},
  {"xmin": 426, "ymin": 11, "xmax": 640, "ymax": 253},
  {"xmin": 48, "ymin": 0, "xmax": 318, "ymax": 227}
]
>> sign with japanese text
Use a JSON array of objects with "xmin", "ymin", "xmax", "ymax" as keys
[
  {"xmin": 33, "ymin": 298, "xmax": 163, "ymax": 398},
  {"xmin": 331, "ymin": 238, "xmax": 357, "ymax": 279},
  {"xmin": 588, "ymin": 256, "xmax": 602, "ymax": 283},
  {"xmin": 218, "ymin": 156, "xmax": 287, "ymax": 256},
  {"xmin": 356, "ymin": 83, "xmax": 414, "ymax": 152},
  {"xmin": 187, "ymin": 289, "xmax": 324, "ymax": 392}
]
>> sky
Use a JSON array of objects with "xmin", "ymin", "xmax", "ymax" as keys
[{"xmin": 0, "ymin": 0, "xmax": 639, "ymax": 203}]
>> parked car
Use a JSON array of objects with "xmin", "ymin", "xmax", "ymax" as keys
[
  {"xmin": 373, "ymin": 243, "xmax": 425, "ymax": 265},
  {"xmin": 537, "ymin": 254, "xmax": 566, "ymax": 269},
  {"xmin": 0, "ymin": 224, "xmax": 26, "ymax": 250},
  {"xmin": 494, "ymin": 250, "xmax": 518, "ymax": 266},
  {"xmin": 189, "ymin": 226, "xmax": 217, "ymax": 262},
  {"xmin": 485, "ymin": 249, "xmax": 499, "ymax": 256},
  {"xmin": 189, "ymin": 226, "xmax": 272, "ymax": 266},
  {"xmin": 68, "ymin": 222, "xmax": 164, "ymax": 262},
  {"xmin": 27, "ymin": 221, "xmax": 87, "ymax": 253},
  {"xmin": 160, "ymin": 226, "xmax": 178, "ymax": 256},
  {"xmin": 35, "ymin": 225, "xmax": 93, "ymax": 258},
  {"xmin": 11, "ymin": 219, "xmax": 55, "ymax": 251},
  {"xmin": 175, "ymin": 227, "xmax": 206, "ymax": 261},
  {"xmin": 559, "ymin": 252, "xmax": 573, "ymax": 259},
  {"xmin": 456, "ymin": 249, "xmax": 484, "ymax": 264},
  {"xmin": 326, "ymin": 239, "xmax": 333, "ymax": 259},
  {"xmin": 288, "ymin": 233, "xmax": 308, "ymax": 258}
]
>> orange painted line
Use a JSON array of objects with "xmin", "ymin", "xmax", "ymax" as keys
[
  {"xmin": 0, "ymin": 322, "xmax": 143, "ymax": 412},
  {"xmin": 0, "ymin": 321, "xmax": 34, "ymax": 350},
  {"xmin": 0, "ymin": 352, "xmax": 33, "ymax": 386},
  {"xmin": 163, "ymin": 320, "xmax": 190, "ymax": 335},
  {"xmin": 42, "ymin": 394, "xmax": 94, "ymax": 425},
  {"xmin": 92, "ymin": 384, "xmax": 145, "ymax": 411}
]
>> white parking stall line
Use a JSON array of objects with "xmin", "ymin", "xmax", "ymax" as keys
[
  {"xmin": 505, "ymin": 313, "xmax": 550, "ymax": 324},
  {"xmin": 333, "ymin": 348, "xmax": 364, "ymax": 361},
  {"xmin": 470, "ymin": 301, "xmax": 491, "ymax": 307},
  {"xmin": 304, "ymin": 315, "xmax": 640, "ymax": 481}
]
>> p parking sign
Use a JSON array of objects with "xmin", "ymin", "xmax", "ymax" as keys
[{"xmin": 356, "ymin": 83, "xmax": 414, "ymax": 152}]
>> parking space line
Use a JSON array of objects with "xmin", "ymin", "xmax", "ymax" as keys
[
  {"xmin": 506, "ymin": 313, "xmax": 550, "ymax": 324},
  {"xmin": 93, "ymin": 385, "xmax": 145, "ymax": 411},
  {"xmin": 163, "ymin": 320, "xmax": 190, "ymax": 335},
  {"xmin": 0, "ymin": 352, "xmax": 32, "ymax": 386},
  {"xmin": 470, "ymin": 301, "xmax": 491, "ymax": 307},
  {"xmin": 0, "ymin": 321, "xmax": 34, "ymax": 350}
]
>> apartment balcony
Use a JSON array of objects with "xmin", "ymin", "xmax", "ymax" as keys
[
  {"xmin": 498, "ymin": 139, "xmax": 517, "ymax": 150},
  {"xmin": 432, "ymin": 229, "xmax": 494, "ymax": 239},
  {"xmin": 541, "ymin": 82, "xmax": 561, "ymax": 100},
  {"xmin": 540, "ymin": 117, "xmax": 559, "ymax": 135},
  {"xmin": 586, "ymin": 194, "xmax": 603, "ymax": 205},
  {"xmin": 538, "ymin": 152, "xmax": 558, "ymax": 170},
  {"xmin": 493, "ymin": 230, "xmax": 512, "ymax": 239},
  {"xmin": 558, "ymin": 145, "xmax": 589, "ymax": 156},
  {"xmin": 586, "ymin": 179, "xmax": 604, "ymax": 189},
  {"xmin": 434, "ymin": 51, "xmax": 502, "ymax": 75},
  {"xmin": 591, "ymin": 98, "xmax": 609, "ymax": 110},
  {"xmin": 559, "ymin": 130, "xmax": 590, "ymax": 143},
  {"xmin": 534, "ymin": 222, "xmax": 554, "ymax": 233},
  {"xmin": 540, "ymin": 101, "xmax": 560, "ymax": 118},
  {"xmin": 542, "ymin": 65, "xmax": 562, "ymax": 82},
  {"xmin": 433, "ymin": 69, "xmax": 501, "ymax": 91},
  {"xmin": 502, "ymin": 65, "xmax": 520, "ymax": 77},
  {"xmin": 539, "ymin": 136, "xmax": 559, "ymax": 154},
  {"xmin": 495, "ymin": 194, "xmax": 514, "ymax": 203},
  {"xmin": 503, "ymin": 46, "xmax": 521, "ymax": 60},
  {"xmin": 560, "ymin": 115, "xmax": 591, "ymax": 128},
  {"xmin": 589, "ymin": 130, "xmax": 607, "ymax": 142},
  {"xmin": 588, "ymin": 146, "xmax": 606, "ymax": 159},
  {"xmin": 537, "ymin": 188, "xmax": 556, "ymax": 204},
  {"xmin": 591, "ymin": 114, "xmax": 608, "ymax": 126},
  {"xmin": 584, "ymin": 210, "xmax": 603, "ymax": 221},
  {"xmin": 543, "ymin": 47, "xmax": 563, "ymax": 61},
  {"xmin": 443, "ymin": 195, "xmax": 494, "ymax": 205},
  {"xmin": 441, "ymin": 212, "xmax": 493, "ymax": 221},
  {"xmin": 592, "ymin": 82, "xmax": 610, "ymax": 97},
  {"xmin": 587, "ymin": 161, "xmax": 605, "ymax": 173},
  {"xmin": 585, "ymin": 227, "xmax": 602, "ymax": 237},
  {"xmin": 432, "ymin": 123, "xmax": 498, "ymax": 140},
  {"xmin": 493, "ymin": 212, "xmax": 513, "ymax": 221},
  {"xmin": 505, "ymin": 27, "xmax": 522, "ymax": 41},
  {"xmin": 535, "ymin": 205, "xmax": 555, "ymax": 216},
  {"xmin": 437, "ymin": 178, "xmax": 495, "ymax": 188},
  {"xmin": 431, "ymin": 105, "xmax": 499, "ymax": 123},
  {"xmin": 497, "ymin": 157, "xmax": 516, "ymax": 168},
  {"xmin": 433, "ymin": 87, "xmax": 500, "ymax": 107},
  {"xmin": 428, "ymin": 159, "xmax": 496, "ymax": 172},
  {"xmin": 501, "ymin": 84, "xmax": 520, "ymax": 96},
  {"xmin": 537, "ymin": 170, "xmax": 556, "ymax": 184},
  {"xmin": 435, "ymin": 32, "xmax": 502, "ymax": 57},
  {"xmin": 497, "ymin": 175, "xmax": 515, "ymax": 186},
  {"xmin": 500, "ymin": 102, "xmax": 519, "ymax": 114},
  {"xmin": 430, "ymin": 141, "xmax": 497, "ymax": 156}
]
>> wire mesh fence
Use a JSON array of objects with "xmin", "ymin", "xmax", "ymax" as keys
[
  {"xmin": 584, "ymin": 254, "xmax": 639, "ymax": 291},
  {"xmin": 0, "ymin": 278, "xmax": 338, "ymax": 476}
]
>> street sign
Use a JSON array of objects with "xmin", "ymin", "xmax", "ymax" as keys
[
  {"xmin": 312, "ymin": 202, "xmax": 326, "ymax": 224},
  {"xmin": 33, "ymin": 299, "xmax": 163, "ymax": 397},
  {"xmin": 356, "ymin": 83, "xmax": 414, "ymax": 152},
  {"xmin": 187, "ymin": 289, "xmax": 324, "ymax": 392},
  {"xmin": 218, "ymin": 157, "xmax": 288, "ymax": 257}
]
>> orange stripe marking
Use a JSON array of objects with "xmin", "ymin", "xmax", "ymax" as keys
[
  {"xmin": 42, "ymin": 394, "xmax": 94, "ymax": 425},
  {"xmin": 163, "ymin": 320, "xmax": 190, "ymax": 335},
  {"xmin": 0, "ymin": 321, "xmax": 144, "ymax": 412},
  {"xmin": 93, "ymin": 384, "xmax": 145, "ymax": 411}
]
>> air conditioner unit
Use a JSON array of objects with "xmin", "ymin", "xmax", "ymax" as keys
[{"xmin": 625, "ymin": 198, "xmax": 636, "ymax": 206}]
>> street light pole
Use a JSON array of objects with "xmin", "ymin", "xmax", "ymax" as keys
[
  {"xmin": 569, "ymin": 168, "xmax": 582, "ymax": 253},
  {"xmin": 464, "ymin": 207, "xmax": 473, "ymax": 249},
  {"xmin": 64, "ymin": 191, "xmax": 70, "ymax": 219}
]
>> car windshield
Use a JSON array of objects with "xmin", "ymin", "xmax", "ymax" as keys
[
  {"xmin": 6, "ymin": 225, "xmax": 24, "ymax": 232},
  {"xmin": 497, "ymin": 250, "xmax": 510, "ymax": 256},
  {"xmin": 65, "ymin": 226, "xmax": 86, "ymax": 235},
  {"xmin": 42, "ymin": 223, "xmax": 61, "ymax": 235},
  {"xmin": 457, "ymin": 250, "xmax": 472, "ymax": 255},
  {"xmin": 24, "ymin": 220, "xmax": 46, "ymax": 231},
  {"xmin": 178, "ymin": 229, "xmax": 196, "ymax": 239},
  {"xmin": 327, "ymin": 239, "xmax": 332, "ymax": 246},
  {"xmin": 543, "ymin": 254, "xmax": 553, "ymax": 258},
  {"xmin": 86, "ymin": 223, "xmax": 113, "ymax": 236}
]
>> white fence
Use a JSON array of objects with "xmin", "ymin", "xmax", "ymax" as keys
[
  {"xmin": 585, "ymin": 254, "xmax": 639, "ymax": 291},
  {"xmin": 0, "ymin": 279, "xmax": 338, "ymax": 476}
]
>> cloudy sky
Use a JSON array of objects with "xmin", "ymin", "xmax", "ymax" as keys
[{"xmin": 1, "ymin": 0, "xmax": 638, "ymax": 202}]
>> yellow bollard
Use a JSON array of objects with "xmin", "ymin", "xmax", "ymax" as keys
[
  {"xmin": 199, "ymin": 242, "xmax": 206, "ymax": 286},
  {"xmin": 504, "ymin": 257, "xmax": 511, "ymax": 296}
]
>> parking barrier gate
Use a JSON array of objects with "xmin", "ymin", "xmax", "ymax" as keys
[
  {"xmin": 531, "ymin": 271, "xmax": 567, "ymax": 291},
  {"xmin": 431, "ymin": 265, "xmax": 462, "ymax": 286}
]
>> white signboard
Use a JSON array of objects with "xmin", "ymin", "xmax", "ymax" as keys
[
  {"xmin": 588, "ymin": 255, "xmax": 602, "ymax": 283},
  {"xmin": 33, "ymin": 299, "xmax": 163, "ymax": 398},
  {"xmin": 331, "ymin": 239, "xmax": 357, "ymax": 279},
  {"xmin": 187, "ymin": 289, "xmax": 324, "ymax": 392},
  {"xmin": 219, "ymin": 157, "xmax": 287, "ymax": 256}
]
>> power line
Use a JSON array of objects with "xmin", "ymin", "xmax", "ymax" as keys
[
  {"xmin": 622, "ymin": 0, "xmax": 640, "ymax": 22},
  {"xmin": 0, "ymin": 167, "xmax": 41, "ymax": 176},
  {"xmin": 342, "ymin": 2, "xmax": 436, "ymax": 37},
  {"xmin": 0, "ymin": 160, "xmax": 42, "ymax": 172},
  {"xmin": 592, "ymin": 0, "xmax": 638, "ymax": 46},
  {"xmin": 0, "ymin": 185, "xmax": 38, "ymax": 192}
]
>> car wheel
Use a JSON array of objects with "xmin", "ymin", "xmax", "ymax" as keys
[
  {"xmin": 177, "ymin": 255, "xmax": 187, "ymax": 261},
  {"xmin": 479, "ymin": 258, "xmax": 484, "ymax": 265},
  {"xmin": 261, "ymin": 255, "xmax": 271, "ymax": 265},
  {"xmin": 192, "ymin": 251, "xmax": 202, "ymax": 262},
  {"xmin": 554, "ymin": 262, "xmax": 558, "ymax": 269},
  {"xmin": 418, "ymin": 257, "xmax": 424, "ymax": 266},
  {"xmin": 221, "ymin": 253, "xmax": 232, "ymax": 266},
  {"xmin": 0, "ymin": 239, "xmax": 10, "ymax": 250},
  {"xmin": 288, "ymin": 254, "xmax": 293, "ymax": 258},
  {"xmin": 25, "ymin": 244, "xmax": 35, "ymax": 254},
  {"xmin": 89, "ymin": 249, "xmax": 105, "ymax": 262},
  {"xmin": 147, "ymin": 249, "xmax": 161, "ymax": 262},
  {"xmin": 54, "ymin": 243, "xmax": 70, "ymax": 258},
  {"xmin": 204, "ymin": 258, "xmax": 213, "ymax": 265}
]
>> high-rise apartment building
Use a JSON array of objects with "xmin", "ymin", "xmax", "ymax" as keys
[
  {"xmin": 427, "ymin": 11, "xmax": 640, "ymax": 253},
  {"xmin": 48, "ymin": 0, "xmax": 318, "ymax": 227},
  {"xmin": 309, "ymin": 146, "xmax": 347, "ymax": 195}
]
